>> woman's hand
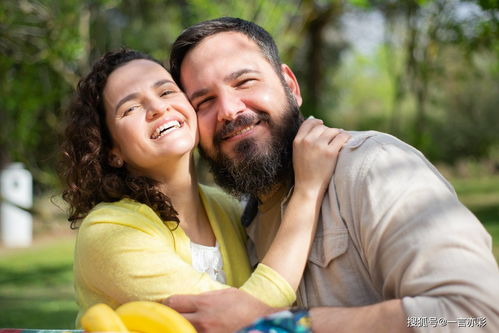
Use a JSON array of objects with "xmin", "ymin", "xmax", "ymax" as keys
[
  {"xmin": 292, "ymin": 117, "xmax": 350, "ymax": 198},
  {"xmin": 260, "ymin": 117, "xmax": 350, "ymax": 290}
]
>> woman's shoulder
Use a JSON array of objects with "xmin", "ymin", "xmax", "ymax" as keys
[{"xmin": 83, "ymin": 198, "xmax": 164, "ymax": 226}]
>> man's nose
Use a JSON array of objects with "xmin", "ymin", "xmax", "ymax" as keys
[{"xmin": 216, "ymin": 90, "xmax": 245, "ymax": 122}]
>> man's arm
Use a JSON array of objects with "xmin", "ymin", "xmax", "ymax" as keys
[
  {"xmin": 164, "ymin": 289, "xmax": 412, "ymax": 333},
  {"xmin": 309, "ymin": 299, "xmax": 411, "ymax": 333},
  {"xmin": 163, "ymin": 288, "xmax": 277, "ymax": 333}
]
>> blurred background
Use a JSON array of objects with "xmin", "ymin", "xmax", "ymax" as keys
[{"xmin": 0, "ymin": 0, "xmax": 498, "ymax": 329}]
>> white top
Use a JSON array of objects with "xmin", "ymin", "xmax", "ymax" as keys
[{"xmin": 190, "ymin": 241, "xmax": 226, "ymax": 283}]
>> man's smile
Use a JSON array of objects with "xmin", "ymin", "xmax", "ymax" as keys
[{"xmin": 222, "ymin": 121, "xmax": 262, "ymax": 141}]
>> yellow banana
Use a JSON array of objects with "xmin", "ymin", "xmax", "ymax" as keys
[
  {"xmin": 115, "ymin": 300, "xmax": 197, "ymax": 333},
  {"xmin": 80, "ymin": 303, "xmax": 129, "ymax": 332}
]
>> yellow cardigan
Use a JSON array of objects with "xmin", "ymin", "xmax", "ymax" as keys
[{"xmin": 73, "ymin": 184, "xmax": 294, "ymax": 324}]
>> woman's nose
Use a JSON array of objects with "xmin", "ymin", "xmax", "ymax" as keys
[{"xmin": 146, "ymin": 100, "xmax": 168, "ymax": 120}]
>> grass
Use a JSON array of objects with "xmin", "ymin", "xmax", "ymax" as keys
[
  {"xmin": 0, "ymin": 238, "xmax": 78, "ymax": 329},
  {"xmin": 0, "ymin": 175, "xmax": 497, "ymax": 329},
  {"xmin": 449, "ymin": 175, "xmax": 499, "ymax": 261}
]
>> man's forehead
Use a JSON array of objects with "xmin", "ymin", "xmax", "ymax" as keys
[
  {"xmin": 196, "ymin": 31, "xmax": 259, "ymax": 52},
  {"xmin": 181, "ymin": 32, "xmax": 262, "ymax": 71},
  {"xmin": 180, "ymin": 32, "xmax": 267, "ymax": 89}
]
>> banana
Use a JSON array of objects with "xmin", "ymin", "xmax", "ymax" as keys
[
  {"xmin": 115, "ymin": 300, "xmax": 197, "ymax": 333},
  {"xmin": 80, "ymin": 303, "xmax": 129, "ymax": 332}
]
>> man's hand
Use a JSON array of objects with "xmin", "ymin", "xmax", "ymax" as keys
[
  {"xmin": 309, "ymin": 299, "xmax": 412, "ymax": 333},
  {"xmin": 163, "ymin": 288, "xmax": 278, "ymax": 333}
]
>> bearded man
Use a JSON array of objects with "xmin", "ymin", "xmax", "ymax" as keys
[{"xmin": 164, "ymin": 17, "xmax": 499, "ymax": 333}]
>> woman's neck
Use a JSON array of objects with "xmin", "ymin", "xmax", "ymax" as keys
[{"xmin": 154, "ymin": 155, "xmax": 215, "ymax": 246}]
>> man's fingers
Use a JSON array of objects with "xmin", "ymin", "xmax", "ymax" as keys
[{"xmin": 162, "ymin": 295, "xmax": 197, "ymax": 313}]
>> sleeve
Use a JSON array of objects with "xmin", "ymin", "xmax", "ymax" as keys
[
  {"xmin": 200, "ymin": 185, "xmax": 296, "ymax": 308},
  {"xmin": 350, "ymin": 136, "xmax": 499, "ymax": 332},
  {"xmin": 76, "ymin": 201, "xmax": 295, "ymax": 309},
  {"xmin": 240, "ymin": 263, "xmax": 296, "ymax": 308},
  {"xmin": 76, "ymin": 207, "xmax": 228, "ymax": 305}
]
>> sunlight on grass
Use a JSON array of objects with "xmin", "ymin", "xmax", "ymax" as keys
[{"xmin": 0, "ymin": 238, "xmax": 78, "ymax": 329}]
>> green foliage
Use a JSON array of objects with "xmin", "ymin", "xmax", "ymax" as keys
[
  {"xmin": 0, "ymin": 0, "xmax": 498, "ymax": 192},
  {"xmin": 347, "ymin": 0, "xmax": 370, "ymax": 8}
]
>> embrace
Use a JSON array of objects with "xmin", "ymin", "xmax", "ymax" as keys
[{"xmin": 61, "ymin": 17, "xmax": 499, "ymax": 332}]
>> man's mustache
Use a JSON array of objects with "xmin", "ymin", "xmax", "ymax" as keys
[{"xmin": 214, "ymin": 112, "xmax": 270, "ymax": 145}]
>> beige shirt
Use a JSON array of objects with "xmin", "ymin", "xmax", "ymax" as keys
[{"xmin": 247, "ymin": 131, "xmax": 499, "ymax": 332}]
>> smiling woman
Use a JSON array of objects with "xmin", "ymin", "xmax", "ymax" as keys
[
  {"xmin": 59, "ymin": 48, "xmax": 348, "ymax": 330},
  {"xmin": 102, "ymin": 59, "xmax": 198, "ymax": 178}
]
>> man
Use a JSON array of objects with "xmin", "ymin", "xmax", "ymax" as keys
[{"xmin": 164, "ymin": 17, "xmax": 499, "ymax": 332}]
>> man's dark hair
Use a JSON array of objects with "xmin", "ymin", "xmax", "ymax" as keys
[{"xmin": 170, "ymin": 17, "xmax": 282, "ymax": 86}]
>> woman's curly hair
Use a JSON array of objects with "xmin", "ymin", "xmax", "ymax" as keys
[{"xmin": 60, "ymin": 48, "xmax": 179, "ymax": 229}]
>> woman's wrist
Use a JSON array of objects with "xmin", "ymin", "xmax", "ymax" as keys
[{"xmin": 292, "ymin": 183, "xmax": 325, "ymax": 203}]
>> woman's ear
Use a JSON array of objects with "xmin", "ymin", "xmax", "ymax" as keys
[
  {"xmin": 281, "ymin": 64, "xmax": 302, "ymax": 107},
  {"xmin": 108, "ymin": 149, "xmax": 124, "ymax": 168}
]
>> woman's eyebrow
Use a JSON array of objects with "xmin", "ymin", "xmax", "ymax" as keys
[
  {"xmin": 115, "ymin": 93, "xmax": 139, "ymax": 113},
  {"xmin": 115, "ymin": 79, "xmax": 176, "ymax": 113},
  {"xmin": 153, "ymin": 79, "xmax": 175, "ymax": 88}
]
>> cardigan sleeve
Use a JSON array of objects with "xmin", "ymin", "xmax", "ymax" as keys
[
  {"xmin": 75, "ymin": 202, "xmax": 227, "ymax": 306},
  {"xmin": 199, "ymin": 185, "xmax": 296, "ymax": 307},
  {"xmin": 75, "ymin": 198, "xmax": 295, "ymax": 319}
]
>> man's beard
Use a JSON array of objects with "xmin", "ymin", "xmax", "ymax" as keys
[{"xmin": 199, "ymin": 97, "xmax": 302, "ymax": 199}]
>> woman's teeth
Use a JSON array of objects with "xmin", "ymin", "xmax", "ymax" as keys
[{"xmin": 151, "ymin": 120, "xmax": 181, "ymax": 139}]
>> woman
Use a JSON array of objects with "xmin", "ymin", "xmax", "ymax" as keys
[{"xmin": 61, "ymin": 49, "xmax": 348, "ymax": 324}]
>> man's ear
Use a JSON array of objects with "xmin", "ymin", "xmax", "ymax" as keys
[
  {"xmin": 108, "ymin": 148, "xmax": 124, "ymax": 168},
  {"xmin": 281, "ymin": 64, "xmax": 302, "ymax": 107}
]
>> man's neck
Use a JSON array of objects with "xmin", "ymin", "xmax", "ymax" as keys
[
  {"xmin": 257, "ymin": 178, "xmax": 293, "ymax": 210},
  {"xmin": 258, "ymin": 183, "xmax": 283, "ymax": 203}
]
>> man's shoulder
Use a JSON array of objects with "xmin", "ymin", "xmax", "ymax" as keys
[
  {"xmin": 337, "ymin": 130, "xmax": 412, "ymax": 170},
  {"xmin": 333, "ymin": 130, "xmax": 431, "ymax": 188},
  {"xmin": 333, "ymin": 130, "xmax": 450, "ymax": 193},
  {"xmin": 343, "ymin": 130, "xmax": 411, "ymax": 152}
]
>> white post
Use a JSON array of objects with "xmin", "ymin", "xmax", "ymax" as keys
[{"xmin": 0, "ymin": 162, "xmax": 33, "ymax": 247}]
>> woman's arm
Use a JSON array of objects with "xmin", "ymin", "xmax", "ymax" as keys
[
  {"xmin": 260, "ymin": 118, "xmax": 350, "ymax": 289},
  {"xmin": 77, "ymin": 120, "xmax": 348, "ymax": 317}
]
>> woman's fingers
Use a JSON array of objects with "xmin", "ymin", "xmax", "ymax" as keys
[
  {"xmin": 292, "ymin": 117, "xmax": 350, "ymax": 195},
  {"xmin": 294, "ymin": 117, "xmax": 324, "ymax": 143}
]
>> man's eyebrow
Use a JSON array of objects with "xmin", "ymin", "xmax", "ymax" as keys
[
  {"xmin": 188, "ymin": 69, "xmax": 260, "ymax": 102},
  {"xmin": 115, "ymin": 79, "xmax": 175, "ymax": 113},
  {"xmin": 224, "ymin": 69, "xmax": 259, "ymax": 83}
]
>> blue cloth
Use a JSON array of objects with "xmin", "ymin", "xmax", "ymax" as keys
[{"xmin": 237, "ymin": 309, "xmax": 311, "ymax": 332}]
